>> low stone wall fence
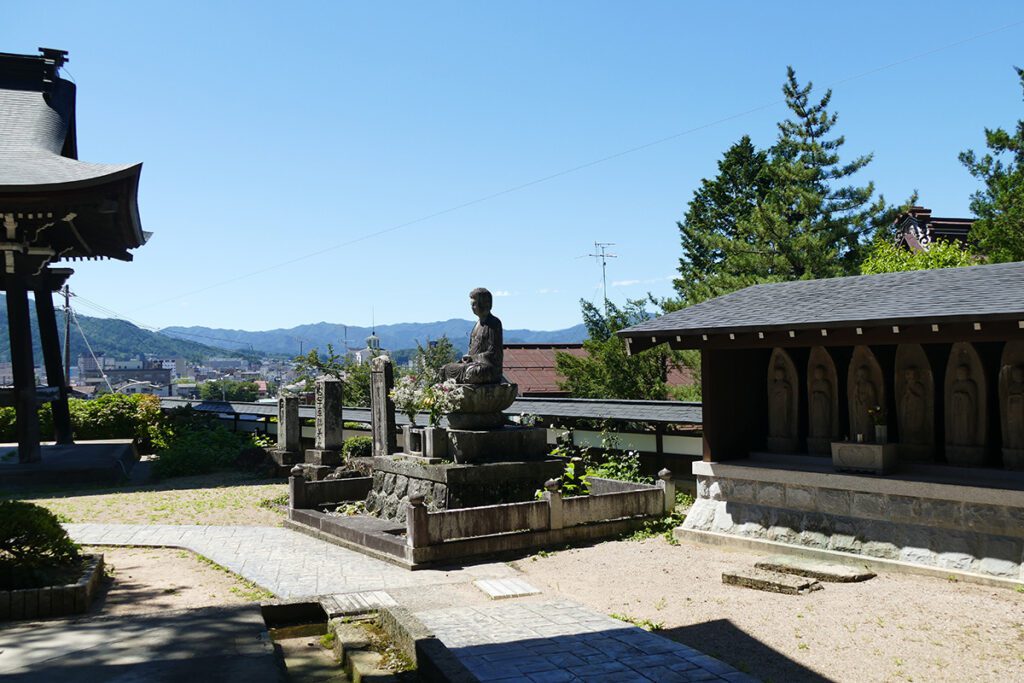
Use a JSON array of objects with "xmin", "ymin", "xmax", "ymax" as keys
[
  {"xmin": 0, "ymin": 554, "xmax": 104, "ymax": 620},
  {"xmin": 406, "ymin": 470, "xmax": 674, "ymax": 550},
  {"xmin": 289, "ymin": 470, "xmax": 373, "ymax": 510}
]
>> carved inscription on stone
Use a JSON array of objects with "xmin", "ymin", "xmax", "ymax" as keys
[
  {"xmin": 766, "ymin": 347, "xmax": 799, "ymax": 453},
  {"xmin": 999, "ymin": 340, "xmax": 1024, "ymax": 470},
  {"xmin": 944, "ymin": 342, "xmax": 987, "ymax": 467},
  {"xmin": 895, "ymin": 344, "xmax": 934, "ymax": 461},
  {"xmin": 847, "ymin": 346, "xmax": 885, "ymax": 443},
  {"xmin": 314, "ymin": 376, "xmax": 344, "ymax": 452},
  {"xmin": 806, "ymin": 346, "xmax": 839, "ymax": 455}
]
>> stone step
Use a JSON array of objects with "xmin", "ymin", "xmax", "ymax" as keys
[
  {"xmin": 473, "ymin": 578, "xmax": 541, "ymax": 600},
  {"xmin": 322, "ymin": 591, "xmax": 398, "ymax": 618},
  {"xmin": 722, "ymin": 568, "xmax": 823, "ymax": 595},
  {"xmin": 755, "ymin": 555, "xmax": 876, "ymax": 583}
]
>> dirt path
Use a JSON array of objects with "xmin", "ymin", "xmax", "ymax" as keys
[{"xmin": 514, "ymin": 536, "xmax": 1024, "ymax": 683}]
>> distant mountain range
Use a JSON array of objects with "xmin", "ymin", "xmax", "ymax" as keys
[
  {"xmin": 161, "ymin": 319, "xmax": 588, "ymax": 356},
  {"xmin": 0, "ymin": 297, "xmax": 233, "ymax": 364}
]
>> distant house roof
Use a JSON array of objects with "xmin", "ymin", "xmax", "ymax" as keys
[
  {"xmin": 619, "ymin": 261, "xmax": 1024, "ymax": 351},
  {"xmin": 503, "ymin": 343, "xmax": 694, "ymax": 394},
  {"xmin": 896, "ymin": 206, "xmax": 973, "ymax": 252},
  {"xmin": 502, "ymin": 344, "xmax": 587, "ymax": 396}
]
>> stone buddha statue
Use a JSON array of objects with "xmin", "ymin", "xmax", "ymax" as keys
[{"xmin": 440, "ymin": 287, "xmax": 503, "ymax": 384}]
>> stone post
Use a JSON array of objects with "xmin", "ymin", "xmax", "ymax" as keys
[
  {"xmin": 370, "ymin": 356, "xmax": 398, "ymax": 457},
  {"xmin": 544, "ymin": 479, "xmax": 563, "ymax": 530},
  {"xmin": 288, "ymin": 465, "xmax": 306, "ymax": 510},
  {"xmin": 657, "ymin": 468, "xmax": 675, "ymax": 515},
  {"xmin": 405, "ymin": 494, "xmax": 429, "ymax": 548},
  {"xmin": 271, "ymin": 395, "xmax": 301, "ymax": 466},
  {"xmin": 306, "ymin": 376, "xmax": 344, "ymax": 466}
]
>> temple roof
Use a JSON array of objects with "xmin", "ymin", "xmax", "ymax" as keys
[
  {"xmin": 620, "ymin": 262, "xmax": 1024, "ymax": 351},
  {"xmin": 0, "ymin": 49, "xmax": 146, "ymax": 261}
]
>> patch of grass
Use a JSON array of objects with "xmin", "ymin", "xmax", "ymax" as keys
[
  {"xmin": 609, "ymin": 612, "xmax": 664, "ymax": 631},
  {"xmin": 1014, "ymin": 584, "xmax": 1024, "ymax": 594},
  {"xmin": 798, "ymin": 642, "xmax": 810, "ymax": 651},
  {"xmin": 626, "ymin": 492, "xmax": 695, "ymax": 544},
  {"xmin": 258, "ymin": 493, "xmax": 289, "ymax": 510},
  {"xmin": 190, "ymin": 552, "xmax": 275, "ymax": 601},
  {"xmin": 319, "ymin": 632, "xmax": 336, "ymax": 649}
]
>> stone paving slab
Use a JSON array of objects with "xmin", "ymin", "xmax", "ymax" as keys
[
  {"xmin": 475, "ymin": 578, "xmax": 542, "ymax": 600},
  {"xmin": 416, "ymin": 600, "xmax": 757, "ymax": 682},
  {"xmin": 65, "ymin": 523, "xmax": 517, "ymax": 599},
  {"xmin": 754, "ymin": 555, "xmax": 876, "ymax": 582},
  {"xmin": 0, "ymin": 604, "xmax": 282, "ymax": 682},
  {"xmin": 722, "ymin": 568, "xmax": 822, "ymax": 595}
]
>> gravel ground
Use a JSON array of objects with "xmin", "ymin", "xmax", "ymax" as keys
[
  {"xmin": 513, "ymin": 536, "xmax": 1024, "ymax": 683},
  {"xmin": 86, "ymin": 546, "xmax": 273, "ymax": 616}
]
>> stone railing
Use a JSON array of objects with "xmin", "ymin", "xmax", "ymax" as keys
[{"xmin": 405, "ymin": 470, "xmax": 674, "ymax": 549}]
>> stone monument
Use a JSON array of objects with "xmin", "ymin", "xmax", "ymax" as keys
[
  {"xmin": 370, "ymin": 356, "xmax": 397, "ymax": 458},
  {"xmin": 945, "ymin": 342, "xmax": 987, "ymax": 466},
  {"xmin": 766, "ymin": 348, "xmax": 799, "ymax": 453},
  {"xmin": 999, "ymin": 340, "xmax": 1024, "ymax": 470},
  {"xmin": 894, "ymin": 344, "xmax": 935, "ymax": 462},
  {"xmin": 847, "ymin": 346, "xmax": 885, "ymax": 443},
  {"xmin": 366, "ymin": 287, "xmax": 559, "ymax": 522},
  {"xmin": 806, "ymin": 346, "xmax": 839, "ymax": 455},
  {"xmin": 270, "ymin": 394, "xmax": 301, "ymax": 466},
  {"xmin": 305, "ymin": 376, "xmax": 344, "ymax": 467}
]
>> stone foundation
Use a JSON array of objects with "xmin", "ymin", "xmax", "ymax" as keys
[
  {"xmin": 681, "ymin": 459, "xmax": 1024, "ymax": 581},
  {"xmin": 366, "ymin": 455, "xmax": 563, "ymax": 523}
]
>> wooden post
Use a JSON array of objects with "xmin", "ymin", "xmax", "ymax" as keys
[
  {"xmin": 6, "ymin": 271, "xmax": 40, "ymax": 463},
  {"xmin": 544, "ymin": 478, "xmax": 563, "ymax": 529},
  {"xmin": 405, "ymin": 494, "xmax": 428, "ymax": 548},
  {"xmin": 33, "ymin": 285, "xmax": 72, "ymax": 445},
  {"xmin": 658, "ymin": 468, "xmax": 675, "ymax": 515}
]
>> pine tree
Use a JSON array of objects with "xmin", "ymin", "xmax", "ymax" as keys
[
  {"xmin": 674, "ymin": 136, "xmax": 772, "ymax": 306},
  {"xmin": 673, "ymin": 67, "xmax": 902, "ymax": 307},
  {"xmin": 959, "ymin": 67, "xmax": 1024, "ymax": 263}
]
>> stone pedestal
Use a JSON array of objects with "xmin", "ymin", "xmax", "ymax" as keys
[
  {"xmin": 366, "ymin": 455, "xmax": 564, "ymax": 523},
  {"xmin": 422, "ymin": 426, "xmax": 448, "ymax": 460},
  {"xmin": 446, "ymin": 383, "xmax": 517, "ymax": 429},
  {"xmin": 831, "ymin": 441, "xmax": 897, "ymax": 475},
  {"xmin": 447, "ymin": 426, "xmax": 547, "ymax": 464}
]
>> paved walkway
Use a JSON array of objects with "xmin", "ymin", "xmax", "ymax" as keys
[{"xmin": 62, "ymin": 523, "xmax": 756, "ymax": 682}]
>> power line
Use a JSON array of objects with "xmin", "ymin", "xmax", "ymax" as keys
[
  {"xmin": 113, "ymin": 17, "xmax": 1020, "ymax": 312},
  {"xmin": 70, "ymin": 306, "xmax": 113, "ymax": 393}
]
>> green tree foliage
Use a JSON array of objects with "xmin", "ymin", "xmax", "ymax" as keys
[
  {"xmin": 674, "ymin": 135, "xmax": 773, "ymax": 306},
  {"xmin": 959, "ymin": 67, "xmax": 1024, "ymax": 263},
  {"xmin": 292, "ymin": 343, "xmax": 373, "ymax": 407},
  {"xmin": 860, "ymin": 240, "xmax": 978, "ymax": 275},
  {"xmin": 413, "ymin": 336, "xmax": 458, "ymax": 384},
  {"xmin": 673, "ymin": 67, "xmax": 903, "ymax": 307},
  {"xmin": 0, "ymin": 394, "xmax": 169, "ymax": 450},
  {"xmin": 199, "ymin": 379, "xmax": 259, "ymax": 402},
  {"xmin": 556, "ymin": 299, "xmax": 681, "ymax": 400}
]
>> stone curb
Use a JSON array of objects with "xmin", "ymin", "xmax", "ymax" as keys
[
  {"xmin": 0, "ymin": 553, "xmax": 104, "ymax": 621},
  {"xmin": 376, "ymin": 605, "xmax": 478, "ymax": 682}
]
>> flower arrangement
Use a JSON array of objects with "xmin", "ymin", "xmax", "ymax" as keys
[
  {"xmin": 422, "ymin": 379, "xmax": 465, "ymax": 427},
  {"xmin": 867, "ymin": 405, "xmax": 887, "ymax": 426},
  {"xmin": 389, "ymin": 375, "xmax": 425, "ymax": 426}
]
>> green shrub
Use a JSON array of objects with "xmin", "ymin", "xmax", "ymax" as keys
[
  {"xmin": 342, "ymin": 435, "xmax": 373, "ymax": 460},
  {"xmin": 153, "ymin": 425, "xmax": 263, "ymax": 479},
  {"xmin": 0, "ymin": 394, "xmax": 170, "ymax": 450},
  {"xmin": 0, "ymin": 501, "xmax": 81, "ymax": 590}
]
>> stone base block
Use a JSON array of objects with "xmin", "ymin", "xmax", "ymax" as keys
[
  {"xmin": 447, "ymin": 426, "xmax": 547, "ymax": 464},
  {"xmin": 754, "ymin": 555, "xmax": 875, "ymax": 583},
  {"xmin": 306, "ymin": 449, "xmax": 342, "ymax": 467},
  {"xmin": 298, "ymin": 464, "xmax": 334, "ymax": 481},
  {"xmin": 831, "ymin": 441, "xmax": 897, "ymax": 474},
  {"xmin": 270, "ymin": 449, "xmax": 302, "ymax": 466},
  {"xmin": 722, "ymin": 568, "xmax": 822, "ymax": 595}
]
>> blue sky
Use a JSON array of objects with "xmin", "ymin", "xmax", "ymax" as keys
[{"xmin": 3, "ymin": 2, "xmax": 1022, "ymax": 333}]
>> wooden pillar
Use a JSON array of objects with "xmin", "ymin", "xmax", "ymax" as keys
[
  {"xmin": 34, "ymin": 286, "xmax": 73, "ymax": 445},
  {"xmin": 6, "ymin": 274, "xmax": 40, "ymax": 463}
]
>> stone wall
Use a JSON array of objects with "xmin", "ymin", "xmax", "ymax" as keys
[{"xmin": 682, "ymin": 464, "xmax": 1024, "ymax": 580}]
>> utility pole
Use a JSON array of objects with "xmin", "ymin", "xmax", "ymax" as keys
[
  {"xmin": 587, "ymin": 242, "xmax": 617, "ymax": 315},
  {"xmin": 61, "ymin": 285, "xmax": 71, "ymax": 386}
]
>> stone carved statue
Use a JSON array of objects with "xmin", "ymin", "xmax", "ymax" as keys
[
  {"xmin": 440, "ymin": 288, "xmax": 503, "ymax": 384},
  {"xmin": 895, "ymin": 344, "xmax": 935, "ymax": 461},
  {"xmin": 999, "ymin": 340, "xmax": 1024, "ymax": 469},
  {"xmin": 944, "ymin": 342, "xmax": 987, "ymax": 466},
  {"xmin": 806, "ymin": 347, "xmax": 839, "ymax": 454},
  {"xmin": 766, "ymin": 348, "xmax": 799, "ymax": 453},
  {"xmin": 847, "ymin": 346, "xmax": 884, "ymax": 443}
]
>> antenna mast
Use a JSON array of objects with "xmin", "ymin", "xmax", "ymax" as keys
[{"xmin": 587, "ymin": 242, "xmax": 617, "ymax": 314}]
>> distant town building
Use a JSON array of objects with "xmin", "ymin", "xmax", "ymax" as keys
[{"xmin": 351, "ymin": 331, "xmax": 385, "ymax": 365}]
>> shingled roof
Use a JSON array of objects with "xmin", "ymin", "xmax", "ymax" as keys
[
  {"xmin": 0, "ymin": 49, "xmax": 146, "ymax": 261},
  {"xmin": 619, "ymin": 261, "xmax": 1024, "ymax": 350}
]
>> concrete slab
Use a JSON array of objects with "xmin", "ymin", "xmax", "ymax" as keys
[
  {"xmin": 0, "ymin": 604, "xmax": 283, "ymax": 682},
  {"xmin": 474, "ymin": 578, "xmax": 541, "ymax": 600},
  {"xmin": 322, "ymin": 590, "xmax": 397, "ymax": 617},
  {"xmin": 722, "ymin": 568, "xmax": 823, "ymax": 595},
  {"xmin": 0, "ymin": 440, "xmax": 138, "ymax": 488},
  {"xmin": 755, "ymin": 555, "xmax": 876, "ymax": 582}
]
